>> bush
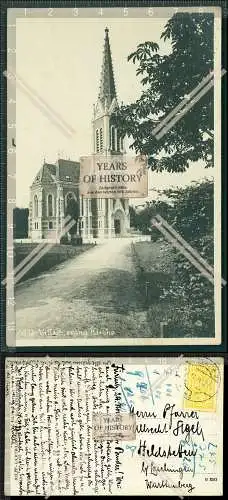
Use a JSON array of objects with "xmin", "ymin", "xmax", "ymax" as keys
[
  {"xmin": 159, "ymin": 181, "xmax": 214, "ymax": 335},
  {"xmin": 134, "ymin": 180, "xmax": 214, "ymax": 337},
  {"xmin": 60, "ymin": 235, "xmax": 69, "ymax": 245}
]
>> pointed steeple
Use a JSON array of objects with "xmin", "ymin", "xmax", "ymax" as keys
[{"xmin": 98, "ymin": 28, "xmax": 116, "ymax": 107}]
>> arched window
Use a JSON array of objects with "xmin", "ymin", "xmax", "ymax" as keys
[
  {"xmin": 117, "ymin": 129, "xmax": 121, "ymax": 152},
  {"xmin": 96, "ymin": 129, "xmax": 100, "ymax": 153},
  {"xmin": 121, "ymin": 199, "xmax": 125, "ymax": 210},
  {"xmin": 65, "ymin": 192, "xmax": 75, "ymax": 208},
  {"xmin": 47, "ymin": 194, "xmax": 53, "ymax": 216},
  {"xmin": 80, "ymin": 195, "xmax": 84, "ymax": 216},
  {"xmin": 34, "ymin": 195, "xmax": 38, "ymax": 217},
  {"xmin": 98, "ymin": 198, "xmax": 103, "ymax": 211},
  {"xmin": 100, "ymin": 128, "xmax": 103, "ymax": 152},
  {"xmin": 110, "ymin": 126, "xmax": 115, "ymax": 151}
]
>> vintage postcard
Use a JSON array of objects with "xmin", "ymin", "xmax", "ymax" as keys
[
  {"xmin": 4, "ymin": 356, "xmax": 223, "ymax": 496},
  {"xmin": 6, "ymin": 6, "xmax": 223, "ymax": 346}
]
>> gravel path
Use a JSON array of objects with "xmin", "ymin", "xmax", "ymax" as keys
[{"xmin": 16, "ymin": 238, "xmax": 151, "ymax": 340}]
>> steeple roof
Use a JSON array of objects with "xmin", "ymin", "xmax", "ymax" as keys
[{"xmin": 98, "ymin": 28, "xmax": 116, "ymax": 107}]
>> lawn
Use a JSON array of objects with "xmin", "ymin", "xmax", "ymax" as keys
[
  {"xmin": 14, "ymin": 242, "xmax": 94, "ymax": 284},
  {"xmin": 132, "ymin": 240, "xmax": 213, "ymax": 338}
]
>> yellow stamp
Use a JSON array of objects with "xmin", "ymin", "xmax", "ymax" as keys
[{"xmin": 184, "ymin": 360, "xmax": 220, "ymax": 412}]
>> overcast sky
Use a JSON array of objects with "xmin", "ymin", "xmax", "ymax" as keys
[{"xmin": 15, "ymin": 13, "xmax": 214, "ymax": 207}]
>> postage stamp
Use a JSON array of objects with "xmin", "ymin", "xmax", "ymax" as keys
[
  {"xmin": 92, "ymin": 413, "xmax": 136, "ymax": 441},
  {"xmin": 183, "ymin": 358, "xmax": 221, "ymax": 412}
]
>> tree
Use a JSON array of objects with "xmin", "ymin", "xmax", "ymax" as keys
[
  {"xmin": 129, "ymin": 205, "xmax": 137, "ymax": 228},
  {"xmin": 13, "ymin": 208, "xmax": 29, "ymax": 238},
  {"xmin": 160, "ymin": 180, "xmax": 214, "ymax": 336},
  {"xmin": 113, "ymin": 13, "xmax": 214, "ymax": 172},
  {"xmin": 160, "ymin": 179, "xmax": 214, "ymax": 260},
  {"xmin": 130, "ymin": 198, "xmax": 175, "ymax": 235},
  {"xmin": 134, "ymin": 179, "xmax": 214, "ymax": 255},
  {"xmin": 134, "ymin": 180, "xmax": 214, "ymax": 336}
]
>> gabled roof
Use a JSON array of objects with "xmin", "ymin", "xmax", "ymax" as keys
[
  {"xmin": 42, "ymin": 163, "xmax": 57, "ymax": 183},
  {"xmin": 31, "ymin": 163, "xmax": 57, "ymax": 187},
  {"xmin": 31, "ymin": 159, "xmax": 80, "ymax": 187}
]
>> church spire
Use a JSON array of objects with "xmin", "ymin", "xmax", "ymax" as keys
[{"xmin": 98, "ymin": 27, "xmax": 116, "ymax": 107}]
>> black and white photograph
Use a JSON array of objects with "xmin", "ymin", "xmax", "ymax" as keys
[{"xmin": 7, "ymin": 6, "xmax": 222, "ymax": 346}]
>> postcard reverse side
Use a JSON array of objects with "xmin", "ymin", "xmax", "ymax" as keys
[{"xmin": 5, "ymin": 356, "xmax": 223, "ymax": 496}]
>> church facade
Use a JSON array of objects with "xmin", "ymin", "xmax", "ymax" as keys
[{"xmin": 29, "ymin": 28, "xmax": 130, "ymax": 242}]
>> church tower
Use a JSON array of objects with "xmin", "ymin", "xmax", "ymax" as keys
[
  {"xmin": 92, "ymin": 27, "xmax": 124, "ymax": 156},
  {"xmin": 29, "ymin": 28, "xmax": 130, "ymax": 243},
  {"xmin": 91, "ymin": 28, "xmax": 129, "ymax": 238}
]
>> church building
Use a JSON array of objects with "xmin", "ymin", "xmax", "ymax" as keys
[{"xmin": 29, "ymin": 28, "xmax": 130, "ymax": 242}]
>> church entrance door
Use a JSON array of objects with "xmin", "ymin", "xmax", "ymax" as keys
[
  {"xmin": 114, "ymin": 219, "xmax": 121, "ymax": 235},
  {"xmin": 113, "ymin": 210, "xmax": 125, "ymax": 236}
]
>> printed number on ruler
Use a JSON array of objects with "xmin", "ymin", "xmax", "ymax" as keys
[{"xmin": 48, "ymin": 8, "xmax": 55, "ymax": 17}]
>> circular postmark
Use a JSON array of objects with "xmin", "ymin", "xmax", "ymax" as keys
[{"xmin": 184, "ymin": 357, "xmax": 221, "ymax": 403}]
